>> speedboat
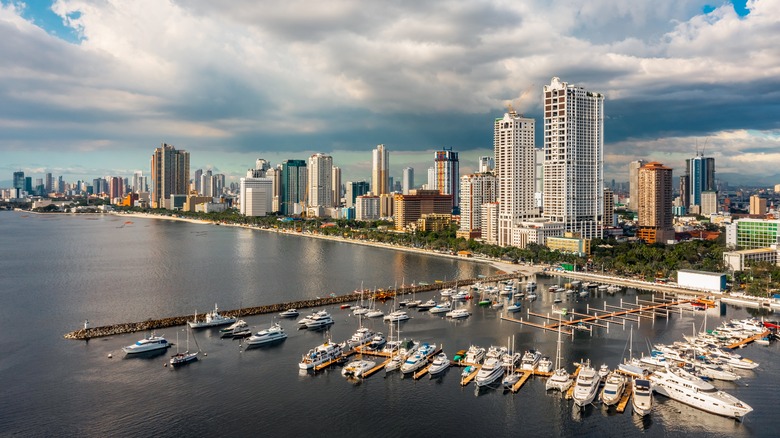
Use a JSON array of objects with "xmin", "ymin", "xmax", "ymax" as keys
[
  {"xmin": 650, "ymin": 366, "xmax": 752, "ymax": 420},
  {"xmin": 632, "ymin": 378, "xmax": 652, "ymax": 416},
  {"xmin": 342, "ymin": 359, "xmax": 376, "ymax": 378},
  {"xmin": 188, "ymin": 304, "xmax": 236, "ymax": 329},
  {"xmin": 123, "ymin": 333, "xmax": 171, "ymax": 354},
  {"xmin": 279, "ymin": 308, "xmax": 299, "ymax": 318},
  {"xmin": 429, "ymin": 301, "xmax": 452, "ymax": 314},
  {"xmin": 520, "ymin": 350, "xmax": 541, "ymax": 371},
  {"xmin": 600, "ymin": 371, "xmax": 627, "ymax": 406},
  {"xmin": 245, "ymin": 322, "xmax": 287, "ymax": 346},
  {"xmin": 345, "ymin": 327, "xmax": 375, "ymax": 349},
  {"xmin": 299, "ymin": 340, "xmax": 344, "ymax": 369},
  {"xmin": 428, "ymin": 352, "xmax": 450, "ymax": 376},
  {"xmin": 445, "ymin": 308, "xmax": 470, "ymax": 319},
  {"xmin": 572, "ymin": 362, "xmax": 601, "ymax": 407},
  {"xmin": 384, "ymin": 310, "xmax": 410, "ymax": 322},
  {"xmin": 597, "ymin": 363, "xmax": 610, "ymax": 380},
  {"xmin": 474, "ymin": 357, "xmax": 503, "ymax": 387},
  {"xmin": 305, "ymin": 312, "xmax": 334, "ymax": 329}
]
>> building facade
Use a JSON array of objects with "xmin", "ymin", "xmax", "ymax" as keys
[
  {"xmin": 345, "ymin": 181, "xmax": 370, "ymax": 208},
  {"xmin": 307, "ymin": 153, "xmax": 333, "ymax": 209},
  {"xmin": 280, "ymin": 160, "xmax": 307, "ymax": 216},
  {"xmin": 434, "ymin": 147, "xmax": 460, "ymax": 211},
  {"xmin": 393, "ymin": 190, "xmax": 452, "ymax": 231},
  {"xmin": 686, "ymin": 155, "xmax": 715, "ymax": 209},
  {"xmin": 372, "ymin": 144, "xmax": 390, "ymax": 195},
  {"xmin": 628, "ymin": 159, "xmax": 647, "ymax": 212},
  {"xmin": 749, "ymin": 195, "xmax": 767, "ymax": 216},
  {"xmin": 636, "ymin": 161, "xmax": 674, "ymax": 244},
  {"xmin": 725, "ymin": 218, "xmax": 780, "ymax": 249},
  {"xmin": 355, "ymin": 195, "xmax": 381, "ymax": 221},
  {"xmin": 402, "ymin": 167, "xmax": 414, "ymax": 195},
  {"xmin": 457, "ymin": 172, "xmax": 497, "ymax": 239},
  {"xmin": 150, "ymin": 143, "xmax": 190, "ymax": 209},
  {"xmin": 240, "ymin": 177, "xmax": 273, "ymax": 216}
]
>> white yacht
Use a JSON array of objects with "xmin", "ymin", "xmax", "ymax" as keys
[
  {"xmin": 351, "ymin": 306, "xmax": 368, "ymax": 316},
  {"xmin": 188, "ymin": 304, "xmax": 236, "ymax": 329},
  {"xmin": 474, "ymin": 357, "xmax": 504, "ymax": 387},
  {"xmin": 597, "ymin": 363, "xmax": 610, "ymax": 380},
  {"xmin": 345, "ymin": 327, "xmax": 375, "ymax": 349},
  {"xmin": 546, "ymin": 367, "xmax": 573, "ymax": 392},
  {"xmin": 649, "ymin": 366, "xmax": 753, "ymax": 420},
  {"xmin": 600, "ymin": 371, "xmax": 627, "ymax": 406},
  {"xmin": 464, "ymin": 345, "xmax": 486, "ymax": 364},
  {"xmin": 219, "ymin": 319, "xmax": 250, "ymax": 337},
  {"xmin": 299, "ymin": 340, "xmax": 344, "ymax": 369},
  {"xmin": 439, "ymin": 288, "xmax": 455, "ymax": 297},
  {"xmin": 572, "ymin": 362, "xmax": 601, "ymax": 407},
  {"xmin": 428, "ymin": 352, "xmax": 449, "ymax": 376},
  {"xmin": 429, "ymin": 301, "xmax": 452, "ymax": 314},
  {"xmin": 123, "ymin": 333, "xmax": 171, "ymax": 354},
  {"xmin": 400, "ymin": 343, "xmax": 436, "ymax": 374},
  {"xmin": 537, "ymin": 356, "xmax": 553, "ymax": 374},
  {"xmin": 279, "ymin": 308, "xmax": 299, "ymax": 318},
  {"xmin": 341, "ymin": 359, "xmax": 376, "ymax": 378},
  {"xmin": 297, "ymin": 310, "xmax": 328, "ymax": 325},
  {"xmin": 632, "ymin": 378, "xmax": 652, "ymax": 416},
  {"xmin": 305, "ymin": 312, "xmax": 334, "ymax": 329},
  {"xmin": 418, "ymin": 299, "xmax": 437, "ymax": 310},
  {"xmin": 245, "ymin": 322, "xmax": 287, "ymax": 346},
  {"xmin": 366, "ymin": 332, "xmax": 387, "ymax": 351},
  {"xmin": 520, "ymin": 350, "xmax": 542, "ymax": 371},
  {"xmin": 445, "ymin": 308, "xmax": 471, "ymax": 319},
  {"xmin": 384, "ymin": 310, "xmax": 410, "ymax": 322}
]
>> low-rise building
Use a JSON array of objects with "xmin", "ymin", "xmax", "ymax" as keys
[{"xmin": 723, "ymin": 247, "xmax": 780, "ymax": 272}]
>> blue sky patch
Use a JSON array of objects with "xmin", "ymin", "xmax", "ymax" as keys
[{"xmin": 7, "ymin": 0, "xmax": 82, "ymax": 43}]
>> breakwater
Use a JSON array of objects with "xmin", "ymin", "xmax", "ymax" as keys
[{"xmin": 64, "ymin": 272, "xmax": 525, "ymax": 340}]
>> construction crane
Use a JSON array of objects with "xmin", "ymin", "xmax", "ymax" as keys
[{"xmin": 505, "ymin": 83, "xmax": 535, "ymax": 117}]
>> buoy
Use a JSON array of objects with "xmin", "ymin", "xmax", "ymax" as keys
[
  {"xmin": 204, "ymin": 352, "xmax": 208, "ymax": 356},
  {"xmin": 107, "ymin": 353, "xmax": 112, "ymax": 359}
]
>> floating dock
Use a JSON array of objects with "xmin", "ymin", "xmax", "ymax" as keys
[
  {"xmin": 615, "ymin": 385, "xmax": 632, "ymax": 413},
  {"xmin": 510, "ymin": 370, "xmax": 533, "ymax": 393},
  {"xmin": 727, "ymin": 330, "xmax": 771, "ymax": 350}
]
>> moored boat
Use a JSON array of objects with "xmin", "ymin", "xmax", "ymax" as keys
[
  {"xmin": 123, "ymin": 333, "xmax": 171, "ymax": 355},
  {"xmin": 245, "ymin": 322, "xmax": 287, "ymax": 346},
  {"xmin": 188, "ymin": 304, "xmax": 236, "ymax": 329}
]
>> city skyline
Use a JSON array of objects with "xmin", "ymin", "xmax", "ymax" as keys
[{"xmin": 1, "ymin": 1, "xmax": 779, "ymax": 186}]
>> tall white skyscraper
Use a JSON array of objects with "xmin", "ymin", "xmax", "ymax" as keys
[
  {"xmin": 402, "ymin": 167, "xmax": 414, "ymax": 194},
  {"xmin": 371, "ymin": 144, "xmax": 389, "ymax": 195},
  {"xmin": 307, "ymin": 153, "xmax": 333, "ymax": 208},
  {"xmin": 495, "ymin": 109, "xmax": 537, "ymax": 246},
  {"xmin": 542, "ymin": 77, "xmax": 604, "ymax": 239}
]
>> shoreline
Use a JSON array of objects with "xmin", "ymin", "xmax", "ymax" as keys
[{"xmin": 113, "ymin": 211, "xmax": 540, "ymax": 276}]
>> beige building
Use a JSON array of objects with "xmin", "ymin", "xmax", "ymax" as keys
[
  {"xmin": 547, "ymin": 232, "xmax": 591, "ymax": 255},
  {"xmin": 393, "ymin": 190, "xmax": 452, "ymax": 231},
  {"xmin": 701, "ymin": 190, "xmax": 718, "ymax": 216},
  {"xmin": 637, "ymin": 161, "xmax": 675, "ymax": 244},
  {"xmin": 417, "ymin": 213, "xmax": 452, "ymax": 232},
  {"xmin": 185, "ymin": 195, "xmax": 213, "ymax": 212},
  {"xmin": 150, "ymin": 143, "xmax": 190, "ymax": 209},
  {"xmin": 749, "ymin": 195, "xmax": 767, "ymax": 216},
  {"xmin": 458, "ymin": 172, "xmax": 497, "ymax": 239},
  {"xmin": 480, "ymin": 202, "xmax": 499, "ymax": 244},
  {"xmin": 372, "ymin": 144, "xmax": 389, "ymax": 196}
]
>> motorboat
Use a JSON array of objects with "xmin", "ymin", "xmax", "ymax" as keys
[
  {"xmin": 526, "ymin": 291, "xmax": 537, "ymax": 299},
  {"xmin": 341, "ymin": 359, "xmax": 376, "ymax": 378},
  {"xmin": 366, "ymin": 332, "xmax": 387, "ymax": 351},
  {"xmin": 491, "ymin": 300, "xmax": 504, "ymax": 309},
  {"xmin": 506, "ymin": 302, "xmax": 522, "ymax": 313},
  {"xmin": 299, "ymin": 340, "xmax": 344, "ymax": 369},
  {"xmin": 297, "ymin": 310, "xmax": 328, "ymax": 325},
  {"xmin": 365, "ymin": 309, "xmax": 384, "ymax": 318},
  {"xmin": 572, "ymin": 361, "xmax": 601, "ymax": 407},
  {"xmin": 351, "ymin": 306, "xmax": 368, "ymax": 316},
  {"xmin": 428, "ymin": 352, "xmax": 449, "ymax": 376},
  {"xmin": 400, "ymin": 343, "xmax": 436, "ymax": 374},
  {"xmin": 461, "ymin": 365, "xmax": 477, "ymax": 377},
  {"xmin": 501, "ymin": 352, "xmax": 522, "ymax": 370},
  {"xmin": 346, "ymin": 327, "xmax": 375, "ymax": 349},
  {"xmin": 279, "ymin": 308, "xmax": 299, "ymax": 318},
  {"xmin": 520, "ymin": 350, "xmax": 541, "ymax": 371},
  {"xmin": 526, "ymin": 281, "xmax": 537, "ymax": 291},
  {"xmin": 632, "ymin": 378, "xmax": 652, "ymax": 416},
  {"xmin": 649, "ymin": 366, "xmax": 752, "ymax": 420},
  {"xmin": 429, "ymin": 301, "xmax": 452, "ymax": 314},
  {"xmin": 600, "ymin": 371, "xmax": 627, "ymax": 406},
  {"xmin": 474, "ymin": 357, "xmax": 504, "ymax": 387},
  {"xmin": 220, "ymin": 319, "xmax": 250, "ymax": 338},
  {"xmin": 464, "ymin": 345, "xmax": 486, "ymax": 364},
  {"xmin": 597, "ymin": 363, "xmax": 610, "ymax": 380},
  {"xmin": 188, "ymin": 304, "xmax": 237, "ymax": 329},
  {"xmin": 384, "ymin": 310, "xmax": 410, "ymax": 322},
  {"xmin": 445, "ymin": 308, "xmax": 471, "ymax": 319},
  {"xmin": 417, "ymin": 299, "xmax": 437, "ymax": 310},
  {"xmin": 305, "ymin": 312, "xmax": 335, "ymax": 329},
  {"xmin": 537, "ymin": 356, "xmax": 553, "ymax": 373},
  {"xmin": 439, "ymin": 288, "xmax": 455, "ymax": 297},
  {"xmin": 452, "ymin": 290, "xmax": 471, "ymax": 301},
  {"xmin": 245, "ymin": 322, "xmax": 287, "ymax": 346},
  {"xmin": 405, "ymin": 300, "xmax": 421, "ymax": 309},
  {"xmin": 122, "ymin": 333, "xmax": 171, "ymax": 355}
]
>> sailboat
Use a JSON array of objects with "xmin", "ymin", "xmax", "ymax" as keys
[
  {"xmin": 545, "ymin": 315, "xmax": 572, "ymax": 391},
  {"xmin": 502, "ymin": 336, "xmax": 520, "ymax": 389},
  {"xmin": 170, "ymin": 326, "xmax": 199, "ymax": 367}
]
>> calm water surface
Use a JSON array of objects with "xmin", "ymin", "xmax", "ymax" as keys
[{"xmin": 0, "ymin": 211, "xmax": 776, "ymax": 437}]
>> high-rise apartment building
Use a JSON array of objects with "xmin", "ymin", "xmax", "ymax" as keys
[
  {"xmin": 44, "ymin": 173, "xmax": 53, "ymax": 193},
  {"xmin": 280, "ymin": 160, "xmax": 307, "ymax": 215},
  {"xmin": 701, "ymin": 190, "xmax": 718, "ymax": 216},
  {"xmin": 534, "ymin": 148, "xmax": 544, "ymax": 209},
  {"xmin": 372, "ymin": 144, "xmax": 389, "ymax": 195},
  {"xmin": 603, "ymin": 188, "xmax": 616, "ymax": 227},
  {"xmin": 332, "ymin": 166, "xmax": 342, "ymax": 207},
  {"xmin": 150, "ymin": 143, "xmax": 190, "ymax": 209},
  {"xmin": 542, "ymin": 77, "xmax": 604, "ymax": 239},
  {"xmin": 434, "ymin": 147, "xmax": 459, "ymax": 211},
  {"xmin": 686, "ymin": 155, "xmax": 715, "ymax": 209},
  {"xmin": 495, "ymin": 109, "xmax": 537, "ymax": 246},
  {"xmin": 457, "ymin": 173, "xmax": 498, "ymax": 239},
  {"xmin": 266, "ymin": 165, "xmax": 282, "ymax": 212},
  {"xmin": 402, "ymin": 167, "xmax": 414, "ymax": 195},
  {"xmin": 307, "ymin": 153, "xmax": 333, "ymax": 208},
  {"xmin": 427, "ymin": 167, "xmax": 436, "ymax": 190},
  {"xmin": 393, "ymin": 190, "xmax": 452, "ymax": 231},
  {"xmin": 636, "ymin": 162, "xmax": 674, "ymax": 244},
  {"xmin": 628, "ymin": 160, "xmax": 647, "ymax": 212},
  {"xmin": 749, "ymin": 195, "xmax": 767, "ymax": 216}
]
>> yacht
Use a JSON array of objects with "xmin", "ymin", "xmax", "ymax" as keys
[
  {"xmin": 537, "ymin": 356, "xmax": 553, "ymax": 373},
  {"xmin": 245, "ymin": 322, "xmax": 287, "ymax": 346},
  {"xmin": 400, "ymin": 343, "xmax": 436, "ymax": 374},
  {"xmin": 502, "ymin": 372, "xmax": 520, "ymax": 389},
  {"xmin": 546, "ymin": 367, "xmax": 573, "ymax": 392},
  {"xmin": 600, "ymin": 371, "xmax": 627, "ymax": 406},
  {"xmin": 649, "ymin": 366, "xmax": 753, "ymax": 420},
  {"xmin": 279, "ymin": 308, "xmax": 299, "ymax": 318},
  {"xmin": 429, "ymin": 301, "xmax": 452, "ymax": 314},
  {"xmin": 384, "ymin": 310, "xmax": 410, "ymax": 322},
  {"xmin": 632, "ymin": 378, "xmax": 653, "ymax": 416},
  {"xmin": 474, "ymin": 357, "xmax": 504, "ymax": 387},
  {"xmin": 520, "ymin": 350, "xmax": 542, "ymax": 371},
  {"xmin": 365, "ymin": 309, "xmax": 384, "ymax": 318},
  {"xmin": 572, "ymin": 362, "xmax": 601, "ymax": 407},
  {"xmin": 341, "ymin": 359, "xmax": 376, "ymax": 378},
  {"xmin": 219, "ymin": 319, "xmax": 250, "ymax": 338},
  {"xmin": 418, "ymin": 299, "xmax": 437, "ymax": 310},
  {"xmin": 305, "ymin": 312, "xmax": 334, "ymax": 329},
  {"xmin": 446, "ymin": 308, "xmax": 471, "ymax": 319},
  {"xmin": 452, "ymin": 290, "xmax": 471, "ymax": 301},
  {"xmin": 297, "ymin": 310, "xmax": 328, "ymax": 325},
  {"xmin": 188, "ymin": 304, "xmax": 236, "ymax": 329},
  {"xmin": 169, "ymin": 350, "xmax": 198, "ymax": 367},
  {"xmin": 346, "ymin": 327, "xmax": 375, "ymax": 349},
  {"xmin": 597, "ymin": 363, "xmax": 610, "ymax": 380},
  {"xmin": 366, "ymin": 332, "xmax": 387, "ymax": 351},
  {"xmin": 123, "ymin": 333, "xmax": 171, "ymax": 355},
  {"xmin": 439, "ymin": 288, "xmax": 455, "ymax": 297},
  {"xmin": 464, "ymin": 345, "xmax": 486, "ymax": 364},
  {"xmin": 351, "ymin": 306, "xmax": 368, "ymax": 316},
  {"xmin": 428, "ymin": 352, "xmax": 450, "ymax": 376},
  {"xmin": 501, "ymin": 352, "xmax": 522, "ymax": 370},
  {"xmin": 299, "ymin": 340, "xmax": 344, "ymax": 370}
]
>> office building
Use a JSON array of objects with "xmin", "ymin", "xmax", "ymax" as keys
[
  {"xmin": 393, "ymin": 190, "xmax": 452, "ymax": 231},
  {"xmin": 307, "ymin": 153, "xmax": 333, "ymax": 209},
  {"xmin": 150, "ymin": 143, "xmax": 190, "ymax": 209},
  {"xmin": 686, "ymin": 154, "xmax": 715, "ymax": 209},
  {"xmin": 726, "ymin": 218, "xmax": 780, "ymax": 249},
  {"xmin": 750, "ymin": 195, "xmax": 767, "ymax": 216},
  {"xmin": 355, "ymin": 195, "xmax": 381, "ymax": 221},
  {"xmin": 701, "ymin": 190, "xmax": 718, "ymax": 216},
  {"xmin": 372, "ymin": 144, "xmax": 390, "ymax": 195},
  {"xmin": 478, "ymin": 156, "xmax": 494, "ymax": 173},
  {"xmin": 13, "ymin": 171, "xmax": 24, "ymax": 191},
  {"xmin": 402, "ymin": 167, "xmax": 414, "ymax": 195},
  {"xmin": 280, "ymin": 160, "xmax": 307, "ymax": 215},
  {"xmin": 240, "ymin": 177, "xmax": 273, "ymax": 216},
  {"xmin": 542, "ymin": 77, "xmax": 605, "ymax": 239},
  {"xmin": 427, "ymin": 167, "xmax": 436, "ymax": 190},
  {"xmin": 345, "ymin": 181, "xmax": 370, "ymax": 208},
  {"xmin": 332, "ymin": 166, "xmax": 342, "ymax": 207},
  {"xmin": 636, "ymin": 161, "xmax": 674, "ymax": 244}
]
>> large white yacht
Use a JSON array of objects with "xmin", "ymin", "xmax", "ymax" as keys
[
  {"xmin": 298, "ymin": 340, "xmax": 344, "ymax": 369},
  {"xmin": 188, "ymin": 304, "xmax": 236, "ymax": 329},
  {"xmin": 341, "ymin": 359, "xmax": 376, "ymax": 378},
  {"xmin": 600, "ymin": 371, "xmax": 627, "ymax": 406},
  {"xmin": 464, "ymin": 345, "xmax": 486, "ymax": 364},
  {"xmin": 400, "ymin": 343, "xmax": 436, "ymax": 374},
  {"xmin": 572, "ymin": 362, "xmax": 601, "ymax": 407},
  {"xmin": 122, "ymin": 333, "xmax": 171, "ymax": 354},
  {"xmin": 632, "ymin": 378, "xmax": 652, "ymax": 416},
  {"xmin": 345, "ymin": 327, "xmax": 375, "ymax": 349},
  {"xmin": 304, "ymin": 312, "xmax": 334, "ymax": 329},
  {"xmin": 445, "ymin": 308, "xmax": 470, "ymax": 319},
  {"xmin": 428, "ymin": 352, "xmax": 449, "ymax": 376},
  {"xmin": 474, "ymin": 357, "xmax": 504, "ymax": 387},
  {"xmin": 429, "ymin": 301, "xmax": 452, "ymax": 314},
  {"xmin": 649, "ymin": 366, "xmax": 753, "ymax": 420},
  {"xmin": 245, "ymin": 322, "xmax": 287, "ymax": 346},
  {"xmin": 520, "ymin": 349, "xmax": 541, "ymax": 371},
  {"xmin": 384, "ymin": 310, "xmax": 410, "ymax": 322}
]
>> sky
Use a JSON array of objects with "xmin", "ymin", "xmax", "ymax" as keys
[{"xmin": 1, "ymin": 0, "xmax": 779, "ymax": 187}]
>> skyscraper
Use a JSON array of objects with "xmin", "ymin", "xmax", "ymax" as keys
[
  {"xmin": 637, "ymin": 162, "xmax": 674, "ymax": 244},
  {"xmin": 307, "ymin": 153, "xmax": 333, "ymax": 208},
  {"xmin": 495, "ymin": 108, "xmax": 537, "ymax": 246},
  {"xmin": 12, "ymin": 171, "xmax": 24, "ymax": 191},
  {"xmin": 458, "ymin": 172, "xmax": 498, "ymax": 239},
  {"xmin": 749, "ymin": 195, "xmax": 767, "ymax": 216},
  {"xmin": 150, "ymin": 143, "xmax": 190, "ymax": 209},
  {"xmin": 345, "ymin": 181, "xmax": 370, "ymax": 208},
  {"xmin": 44, "ymin": 173, "xmax": 53, "ymax": 193},
  {"xmin": 434, "ymin": 147, "xmax": 460, "ymax": 212},
  {"xmin": 280, "ymin": 160, "xmax": 307, "ymax": 215},
  {"xmin": 628, "ymin": 160, "xmax": 647, "ymax": 212},
  {"xmin": 240, "ymin": 177, "xmax": 273, "ymax": 216},
  {"xmin": 402, "ymin": 167, "xmax": 414, "ymax": 195},
  {"xmin": 686, "ymin": 155, "xmax": 715, "ymax": 209},
  {"xmin": 332, "ymin": 166, "xmax": 342, "ymax": 207},
  {"xmin": 371, "ymin": 144, "xmax": 389, "ymax": 195},
  {"xmin": 542, "ymin": 77, "xmax": 604, "ymax": 239},
  {"xmin": 478, "ymin": 156, "xmax": 494, "ymax": 173}
]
